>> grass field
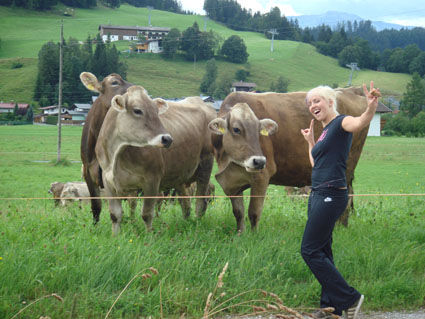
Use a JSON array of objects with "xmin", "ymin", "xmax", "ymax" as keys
[
  {"xmin": 0, "ymin": 125, "xmax": 424, "ymax": 318},
  {"xmin": 0, "ymin": 5, "xmax": 412, "ymax": 102}
]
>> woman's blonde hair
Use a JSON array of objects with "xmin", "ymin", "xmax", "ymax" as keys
[{"xmin": 306, "ymin": 85, "xmax": 339, "ymax": 115}]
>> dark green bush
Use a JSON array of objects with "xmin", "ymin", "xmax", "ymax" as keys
[{"xmin": 11, "ymin": 62, "xmax": 23, "ymax": 69}]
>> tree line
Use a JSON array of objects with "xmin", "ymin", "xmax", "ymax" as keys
[
  {"xmin": 383, "ymin": 72, "xmax": 425, "ymax": 137},
  {"xmin": 0, "ymin": 0, "xmax": 182, "ymax": 10},
  {"xmin": 34, "ymin": 34, "xmax": 127, "ymax": 107},
  {"xmin": 33, "ymin": 22, "xmax": 249, "ymax": 108},
  {"xmin": 161, "ymin": 22, "xmax": 248, "ymax": 64},
  {"xmin": 203, "ymin": 0, "xmax": 425, "ymax": 77},
  {"xmin": 204, "ymin": 0, "xmax": 298, "ymax": 40},
  {"xmin": 307, "ymin": 24, "xmax": 425, "ymax": 76}
]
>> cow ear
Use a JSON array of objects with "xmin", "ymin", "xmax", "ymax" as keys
[
  {"xmin": 260, "ymin": 119, "xmax": 278, "ymax": 136},
  {"xmin": 111, "ymin": 95, "xmax": 126, "ymax": 113},
  {"xmin": 154, "ymin": 98, "xmax": 169, "ymax": 115},
  {"xmin": 208, "ymin": 118, "xmax": 227, "ymax": 135},
  {"xmin": 80, "ymin": 72, "xmax": 101, "ymax": 93}
]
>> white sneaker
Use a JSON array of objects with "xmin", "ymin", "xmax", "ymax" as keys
[{"xmin": 345, "ymin": 295, "xmax": 364, "ymax": 319}]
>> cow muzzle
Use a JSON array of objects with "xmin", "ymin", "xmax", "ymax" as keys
[
  {"xmin": 148, "ymin": 134, "xmax": 173, "ymax": 148},
  {"xmin": 161, "ymin": 134, "xmax": 173, "ymax": 148},
  {"xmin": 244, "ymin": 156, "xmax": 266, "ymax": 172}
]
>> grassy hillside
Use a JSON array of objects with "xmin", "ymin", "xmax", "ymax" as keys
[{"xmin": 0, "ymin": 5, "xmax": 412, "ymax": 102}]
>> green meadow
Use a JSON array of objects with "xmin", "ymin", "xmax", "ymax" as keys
[
  {"xmin": 0, "ymin": 4, "xmax": 412, "ymax": 102},
  {"xmin": 0, "ymin": 125, "xmax": 424, "ymax": 318}
]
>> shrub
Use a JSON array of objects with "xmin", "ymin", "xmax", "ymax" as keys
[
  {"xmin": 11, "ymin": 62, "xmax": 23, "ymax": 69},
  {"xmin": 221, "ymin": 35, "xmax": 248, "ymax": 64},
  {"xmin": 235, "ymin": 69, "xmax": 250, "ymax": 81},
  {"xmin": 46, "ymin": 116, "xmax": 58, "ymax": 125},
  {"xmin": 270, "ymin": 76, "xmax": 289, "ymax": 93}
]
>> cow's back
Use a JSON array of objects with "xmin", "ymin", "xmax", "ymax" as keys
[
  {"xmin": 81, "ymin": 100, "xmax": 107, "ymax": 165},
  {"xmin": 162, "ymin": 97, "xmax": 216, "ymax": 154}
]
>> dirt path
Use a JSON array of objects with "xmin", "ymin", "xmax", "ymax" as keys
[
  {"xmin": 224, "ymin": 309, "xmax": 425, "ymax": 319},
  {"xmin": 360, "ymin": 310, "xmax": 425, "ymax": 318}
]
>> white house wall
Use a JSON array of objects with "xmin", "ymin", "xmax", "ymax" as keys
[
  {"xmin": 148, "ymin": 41, "xmax": 161, "ymax": 53},
  {"xmin": 367, "ymin": 114, "xmax": 381, "ymax": 136},
  {"xmin": 102, "ymin": 35, "xmax": 119, "ymax": 42}
]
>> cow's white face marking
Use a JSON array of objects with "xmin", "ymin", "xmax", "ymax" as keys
[
  {"xmin": 243, "ymin": 156, "xmax": 267, "ymax": 172},
  {"xmin": 147, "ymin": 134, "xmax": 173, "ymax": 148}
]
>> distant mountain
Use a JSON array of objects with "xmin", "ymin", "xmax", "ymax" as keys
[{"xmin": 288, "ymin": 11, "xmax": 414, "ymax": 31}]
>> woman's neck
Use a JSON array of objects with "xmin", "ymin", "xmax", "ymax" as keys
[{"xmin": 322, "ymin": 113, "xmax": 337, "ymax": 127}]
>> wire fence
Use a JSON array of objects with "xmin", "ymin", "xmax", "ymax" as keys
[{"xmin": 1, "ymin": 193, "xmax": 425, "ymax": 202}]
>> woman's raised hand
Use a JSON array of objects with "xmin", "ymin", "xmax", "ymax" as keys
[{"xmin": 301, "ymin": 119, "xmax": 315, "ymax": 145}]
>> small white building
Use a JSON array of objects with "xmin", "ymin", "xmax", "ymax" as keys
[
  {"xmin": 68, "ymin": 103, "xmax": 91, "ymax": 121},
  {"xmin": 37, "ymin": 103, "xmax": 92, "ymax": 124},
  {"xmin": 367, "ymin": 102, "xmax": 393, "ymax": 136},
  {"xmin": 98, "ymin": 25, "xmax": 170, "ymax": 53},
  {"xmin": 231, "ymin": 81, "xmax": 257, "ymax": 92},
  {"xmin": 0, "ymin": 102, "xmax": 29, "ymax": 114}
]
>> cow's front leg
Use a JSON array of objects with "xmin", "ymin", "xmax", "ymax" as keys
[
  {"xmin": 141, "ymin": 182, "xmax": 160, "ymax": 231},
  {"xmin": 195, "ymin": 154, "xmax": 214, "ymax": 217},
  {"xmin": 175, "ymin": 185, "xmax": 191, "ymax": 219},
  {"xmin": 127, "ymin": 192, "xmax": 138, "ymax": 219},
  {"xmin": 108, "ymin": 197, "xmax": 124, "ymax": 236},
  {"xmin": 230, "ymin": 192, "xmax": 245, "ymax": 233},
  {"xmin": 248, "ymin": 179, "xmax": 269, "ymax": 230}
]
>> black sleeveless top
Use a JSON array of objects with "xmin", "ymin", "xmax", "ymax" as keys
[{"xmin": 311, "ymin": 115, "xmax": 353, "ymax": 189}]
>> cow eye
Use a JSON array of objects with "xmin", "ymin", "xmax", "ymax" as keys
[
  {"xmin": 133, "ymin": 109, "xmax": 143, "ymax": 115},
  {"xmin": 233, "ymin": 127, "xmax": 241, "ymax": 134},
  {"xmin": 111, "ymin": 80, "xmax": 119, "ymax": 86}
]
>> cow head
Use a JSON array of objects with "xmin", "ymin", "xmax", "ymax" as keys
[
  {"xmin": 110, "ymin": 86, "xmax": 173, "ymax": 148},
  {"xmin": 80, "ymin": 72, "xmax": 133, "ymax": 108},
  {"xmin": 209, "ymin": 102, "xmax": 277, "ymax": 172}
]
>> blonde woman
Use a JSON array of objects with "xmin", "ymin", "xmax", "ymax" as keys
[{"xmin": 300, "ymin": 82, "xmax": 380, "ymax": 319}]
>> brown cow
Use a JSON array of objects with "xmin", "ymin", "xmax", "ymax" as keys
[
  {"xmin": 96, "ymin": 86, "xmax": 216, "ymax": 235},
  {"xmin": 209, "ymin": 88, "xmax": 369, "ymax": 232},
  {"xmin": 80, "ymin": 72, "xmax": 134, "ymax": 223}
]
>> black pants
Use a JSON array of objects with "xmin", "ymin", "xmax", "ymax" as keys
[{"xmin": 301, "ymin": 188, "xmax": 360, "ymax": 315}]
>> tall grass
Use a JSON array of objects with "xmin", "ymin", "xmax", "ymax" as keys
[{"xmin": 0, "ymin": 126, "xmax": 424, "ymax": 318}]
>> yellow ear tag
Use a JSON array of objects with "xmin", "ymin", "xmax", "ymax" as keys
[
  {"xmin": 87, "ymin": 84, "xmax": 94, "ymax": 91},
  {"xmin": 218, "ymin": 127, "xmax": 225, "ymax": 134},
  {"xmin": 260, "ymin": 129, "xmax": 269, "ymax": 136}
]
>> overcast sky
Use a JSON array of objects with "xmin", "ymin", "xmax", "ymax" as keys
[{"xmin": 179, "ymin": 0, "xmax": 425, "ymax": 27}]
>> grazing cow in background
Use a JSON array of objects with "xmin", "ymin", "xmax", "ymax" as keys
[
  {"xmin": 49, "ymin": 182, "xmax": 91, "ymax": 207},
  {"xmin": 284, "ymin": 186, "xmax": 311, "ymax": 198},
  {"xmin": 156, "ymin": 181, "xmax": 216, "ymax": 213},
  {"xmin": 80, "ymin": 72, "xmax": 134, "ymax": 223},
  {"xmin": 49, "ymin": 182, "xmax": 65, "ymax": 206},
  {"xmin": 209, "ymin": 88, "xmax": 369, "ymax": 232},
  {"xmin": 60, "ymin": 182, "xmax": 91, "ymax": 207},
  {"xmin": 96, "ymin": 86, "xmax": 216, "ymax": 235}
]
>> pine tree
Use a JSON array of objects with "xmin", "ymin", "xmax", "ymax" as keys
[
  {"xmin": 162, "ymin": 28, "xmax": 181, "ymax": 59},
  {"xmin": 180, "ymin": 22, "xmax": 201, "ymax": 61},
  {"xmin": 34, "ymin": 41, "xmax": 59, "ymax": 105},
  {"xmin": 26, "ymin": 106, "xmax": 34, "ymax": 123},
  {"xmin": 13, "ymin": 103, "xmax": 19, "ymax": 117},
  {"xmin": 401, "ymin": 72, "xmax": 425, "ymax": 117},
  {"xmin": 92, "ymin": 34, "xmax": 108, "ymax": 77},
  {"xmin": 200, "ymin": 58, "xmax": 217, "ymax": 96}
]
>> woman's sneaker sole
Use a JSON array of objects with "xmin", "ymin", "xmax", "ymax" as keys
[{"xmin": 345, "ymin": 294, "xmax": 364, "ymax": 319}]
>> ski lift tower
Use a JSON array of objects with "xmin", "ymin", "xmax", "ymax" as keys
[{"xmin": 346, "ymin": 62, "xmax": 360, "ymax": 86}]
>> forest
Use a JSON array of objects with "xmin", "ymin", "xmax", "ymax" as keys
[
  {"xmin": 203, "ymin": 0, "xmax": 425, "ymax": 76},
  {"xmin": 0, "ymin": 0, "xmax": 182, "ymax": 11}
]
